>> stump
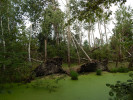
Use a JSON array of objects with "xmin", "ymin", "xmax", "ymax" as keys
[{"xmin": 34, "ymin": 57, "xmax": 65, "ymax": 77}]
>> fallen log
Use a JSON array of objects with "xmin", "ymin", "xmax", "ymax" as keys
[
  {"xmin": 78, "ymin": 60, "xmax": 109, "ymax": 73},
  {"xmin": 34, "ymin": 57, "xmax": 65, "ymax": 77}
]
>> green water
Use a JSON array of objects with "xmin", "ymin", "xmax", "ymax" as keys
[{"xmin": 0, "ymin": 72, "xmax": 131, "ymax": 100}]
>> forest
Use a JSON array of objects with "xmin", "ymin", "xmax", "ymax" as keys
[{"xmin": 0, "ymin": 0, "xmax": 133, "ymax": 100}]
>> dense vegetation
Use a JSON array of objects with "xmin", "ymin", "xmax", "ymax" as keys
[
  {"xmin": 0, "ymin": 0, "xmax": 132, "ymax": 99},
  {"xmin": 106, "ymin": 72, "xmax": 133, "ymax": 100}
]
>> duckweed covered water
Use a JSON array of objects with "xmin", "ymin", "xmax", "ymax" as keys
[{"xmin": 0, "ymin": 72, "xmax": 130, "ymax": 100}]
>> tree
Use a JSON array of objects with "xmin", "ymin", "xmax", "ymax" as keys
[
  {"xmin": 111, "ymin": 5, "xmax": 133, "ymax": 65},
  {"xmin": 70, "ymin": 0, "xmax": 126, "ymax": 23}
]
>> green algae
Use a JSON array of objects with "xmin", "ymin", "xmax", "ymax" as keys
[{"xmin": 0, "ymin": 72, "xmax": 130, "ymax": 100}]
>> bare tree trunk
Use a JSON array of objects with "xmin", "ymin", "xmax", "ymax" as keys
[
  {"xmin": 67, "ymin": 26, "xmax": 71, "ymax": 67},
  {"xmin": 66, "ymin": 0, "xmax": 71, "ymax": 67},
  {"xmin": 8, "ymin": 17, "xmax": 10, "ymax": 34},
  {"xmin": 56, "ymin": 26, "xmax": 59, "ymax": 45},
  {"xmin": 63, "ymin": 26, "xmax": 66, "ymax": 42},
  {"xmin": 28, "ymin": 24, "xmax": 32, "ymax": 62},
  {"xmin": 98, "ymin": 21, "xmax": 103, "ymax": 45},
  {"xmin": 71, "ymin": 34, "xmax": 80, "ymax": 65},
  {"xmin": 1, "ymin": 17, "xmax": 6, "ymax": 70},
  {"xmin": 92, "ymin": 30, "xmax": 95, "ymax": 47},
  {"xmin": 104, "ymin": 21, "xmax": 107, "ymax": 43},
  {"xmin": 44, "ymin": 39, "xmax": 47, "ymax": 61},
  {"xmin": 88, "ymin": 29, "xmax": 91, "ymax": 47},
  {"xmin": 119, "ymin": 33, "xmax": 122, "ymax": 62},
  {"xmin": 72, "ymin": 33, "xmax": 92, "ymax": 62},
  {"xmin": 79, "ymin": 22, "xmax": 82, "ymax": 46}
]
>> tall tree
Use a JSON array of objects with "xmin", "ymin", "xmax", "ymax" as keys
[{"xmin": 111, "ymin": 5, "xmax": 133, "ymax": 65}]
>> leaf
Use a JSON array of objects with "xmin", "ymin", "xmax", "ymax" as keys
[{"xmin": 109, "ymin": 91, "xmax": 114, "ymax": 96}]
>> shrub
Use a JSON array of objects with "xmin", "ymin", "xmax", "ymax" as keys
[
  {"xmin": 96, "ymin": 69, "xmax": 102, "ymax": 75},
  {"xmin": 110, "ymin": 67, "xmax": 129, "ymax": 73},
  {"xmin": 117, "ymin": 67, "xmax": 129, "ymax": 73},
  {"xmin": 106, "ymin": 73, "xmax": 133, "ymax": 100},
  {"xmin": 110, "ymin": 68, "xmax": 118, "ymax": 73},
  {"xmin": 70, "ymin": 70, "xmax": 78, "ymax": 80}
]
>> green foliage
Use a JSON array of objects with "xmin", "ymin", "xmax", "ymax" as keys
[
  {"xmin": 110, "ymin": 67, "xmax": 129, "ymax": 73},
  {"xmin": 110, "ymin": 5, "xmax": 133, "ymax": 62},
  {"xmin": 96, "ymin": 69, "xmax": 102, "ymax": 75},
  {"xmin": 117, "ymin": 67, "xmax": 129, "ymax": 73},
  {"xmin": 70, "ymin": 70, "xmax": 78, "ymax": 80},
  {"xmin": 70, "ymin": 0, "xmax": 126, "ymax": 23},
  {"xmin": 31, "ymin": 76, "xmax": 65, "ymax": 92},
  {"xmin": 0, "ymin": 64, "xmax": 35, "ymax": 83},
  {"xmin": 91, "ymin": 44, "xmax": 112, "ymax": 61},
  {"xmin": 110, "ymin": 68, "xmax": 118, "ymax": 73},
  {"xmin": 106, "ymin": 73, "xmax": 133, "ymax": 100}
]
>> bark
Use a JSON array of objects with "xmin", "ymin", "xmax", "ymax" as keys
[
  {"xmin": 66, "ymin": 0, "xmax": 71, "ymax": 67},
  {"xmin": 67, "ymin": 26, "xmax": 71, "ymax": 67},
  {"xmin": 71, "ymin": 33, "xmax": 81, "ymax": 65},
  {"xmin": 1, "ymin": 17, "xmax": 6, "ymax": 70},
  {"xmin": 92, "ymin": 30, "xmax": 95, "ymax": 47},
  {"xmin": 115, "ymin": 58, "xmax": 118, "ymax": 67},
  {"xmin": 98, "ymin": 21, "xmax": 103, "ymax": 45},
  {"xmin": 44, "ymin": 39, "xmax": 47, "ymax": 61},
  {"xmin": 88, "ymin": 28, "xmax": 91, "ymax": 47},
  {"xmin": 31, "ymin": 58, "xmax": 43, "ymax": 63},
  {"xmin": 55, "ymin": 25, "xmax": 59, "ymax": 45},
  {"xmin": 28, "ymin": 25, "xmax": 32, "ymax": 62},
  {"xmin": 79, "ymin": 22, "xmax": 82, "ymax": 46},
  {"xmin": 72, "ymin": 33, "xmax": 92, "ymax": 62},
  {"xmin": 119, "ymin": 33, "xmax": 122, "ymax": 62},
  {"xmin": 8, "ymin": 17, "xmax": 10, "ymax": 34},
  {"xmin": 104, "ymin": 21, "xmax": 107, "ymax": 43},
  {"xmin": 62, "ymin": 26, "xmax": 66, "ymax": 42}
]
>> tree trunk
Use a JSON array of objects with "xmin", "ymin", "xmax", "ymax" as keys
[
  {"xmin": 88, "ymin": 29, "xmax": 91, "ymax": 47},
  {"xmin": 104, "ymin": 20, "xmax": 108, "ymax": 43},
  {"xmin": 92, "ymin": 30, "xmax": 95, "ymax": 47},
  {"xmin": 28, "ymin": 24, "xmax": 32, "ymax": 62},
  {"xmin": 72, "ymin": 33, "xmax": 92, "ymax": 62},
  {"xmin": 79, "ymin": 22, "xmax": 82, "ymax": 46},
  {"xmin": 56, "ymin": 26, "xmax": 59, "ymax": 45},
  {"xmin": 8, "ymin": 17, "xmax": 10, "ymax": 34},
  {"xmin": 67, "ymin": 26, "xmax": 71, "ymax": 67},
  {"xmin": 66, "ymin": 0, "xmax": 71, "ymax": 67},
  {"xmin": 98, "ymin": 21, "xmax": 103, "ymax": 45},
  {"xmin": 1, "ymin": 17, "xmax": 6, "ymax": 70},
  {"xmin": 71, "ymin": 34, "xmax": 80, "ymax": 65},
  {"xmin": 115, "ymin": 58, "xmax": 118, "ymax": 67},
  {"xmin": 119, "ymin": 33, "xmax": 122, "ymax": 62},
  {"xmin": 44, "ymin": 39, "xmax": 47, "ymax": 61}
]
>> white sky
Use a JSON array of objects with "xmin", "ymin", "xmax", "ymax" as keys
[{"xmin": 58, "ymin": 0, "xmax": 133, "ymax": 44}]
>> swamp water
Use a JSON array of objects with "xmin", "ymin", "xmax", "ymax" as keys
[{"xmin": 0, "ymin": 72, "xmax": 130, "ymax": 100}]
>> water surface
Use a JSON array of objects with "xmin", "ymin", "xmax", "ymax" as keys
[{"xmin": 0, "ymin": 72, "xmax": 130, "ymax": 100}]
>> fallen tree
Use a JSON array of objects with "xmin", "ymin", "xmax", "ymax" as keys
[
  {"xmin": 77, "ymin": 60, "xmax": 109, "ymax": 73},
  {"xmin": 34, "ymin": 57, "xmax": 65, "ymax": 77}
]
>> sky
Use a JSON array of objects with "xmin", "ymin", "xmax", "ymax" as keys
[{"xmin": 58, "ymin": 0, "xmax": 133, "ymax": 44}]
